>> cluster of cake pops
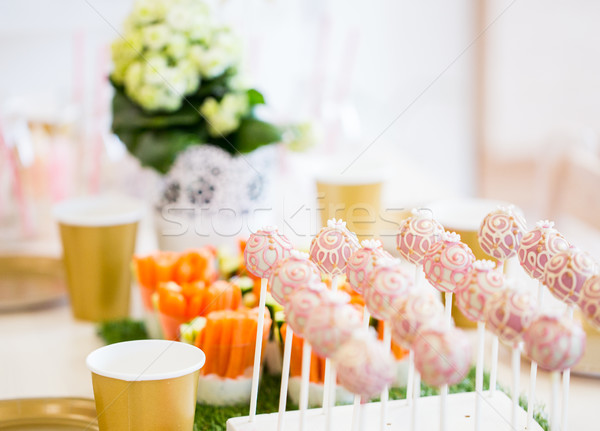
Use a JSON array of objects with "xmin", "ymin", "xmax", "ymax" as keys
[{"xmin": 241, "ymin": 208, "xmax": 598, "ymax": 431}]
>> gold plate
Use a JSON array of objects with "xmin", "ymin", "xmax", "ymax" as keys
[
  {"xmin": 0, "ymin": 398, "xmax": 98, "ymax": 430},
  {"xmin": 0, "ymin": 256, "xmax": 67, "ymax": 312}
]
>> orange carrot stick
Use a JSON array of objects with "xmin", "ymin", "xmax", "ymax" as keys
[
  {"xmin": 217, "ymin": 314, "xmax": 235, "ymax": 377},
  {"xmin": 225, "ymin": 314, "xmax": 247, "ymax": 378}
]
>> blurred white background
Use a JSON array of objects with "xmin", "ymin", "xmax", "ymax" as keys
[{"xmin": 0, "ymin": 0, "xmax": 599, "ymax": 247}]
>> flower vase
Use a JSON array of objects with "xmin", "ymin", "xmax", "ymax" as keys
[{"xmin": 154, "ymin": 145, "xmax": 277, "ymax": 251}]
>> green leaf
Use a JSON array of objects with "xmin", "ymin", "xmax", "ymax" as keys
[
  {"xmin": 112, "ymin": 87, "xmax": 200, "ymax": 130},
  {"xmin": 235, "ymin": 117, "xmax": 282, "ymax": 153},
  {"xmin": 134, "ymin": 129, "xmax": 202, "ymax": 174},
  {"xmin": 247, "ymin": 89, "xmax": 265, "ymax": 107}
]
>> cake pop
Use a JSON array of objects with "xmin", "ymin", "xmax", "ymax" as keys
[
  {"xmin": 413, "ymin": 326, "xmax": 472, "ymax": 387},
  {"xmin": 517, "ymin": 220, "xmax": 569, "ymax": 281},
  {"xmin": 310, "ymin": 219, "xmax": 359, "ymax": 276},
  {"xmin": 284, "ymin": 282, "xmax": 326, "ymax": 337},
  {"xmin": 391, "ymin": 290, "xmax": 444, "ymax": 349},
  {"xmin": 304, "ymin": 291, "xmax": 362, "ymax": 358},
  {"xmin": 579, "ymin": 274, "xmax": 600, "ymax": 331},
  {"xmin": 455, "ymin": 260, "xmax": 506, "ymax": 322},
  {"xmin": 544, "ymin": 248, "xmax": 598, "ymax": 306},
  {"xmin": 485, "ymin": 288, "xmax": 536, "ymax": 346},
  {"xmin": 269, "ymin": 251, "xmax": 322, "ymax": 306},
  {"xmin": 244, "ymin": 226, "xmax": 293, "ymax": 279},
  {"xmin": 346, "ymin": 239, "xmax": 391, "ymax": 295},
  {"xmin": 523, "ymin": 313, "xmax": 586, "ymax": 371},
  {"xmin": 478, "ymin": 206, "xmax": 527, "ymax": 261},
  {"xmin": 396, "ymin": 209, "xmax": 444, "ymax": 265},
  {"xmin": 364, "ymin": 258, "xmax": 414, "ymax": 321},
  {"xmin": 334, "ymin": 331, "xmax": 396, "ymax": 399},
  {"xmin": 423, "ymin": 232, "xmax": 476, "ymax": 293}
]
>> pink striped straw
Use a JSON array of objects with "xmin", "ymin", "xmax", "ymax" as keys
[
  {"xmin": 89, "ymin": 44, "xmax": 110, "ymax": 194},
  {"xmin": 0, "ymin": 119, "xmax": 34, "ymax": 237}
]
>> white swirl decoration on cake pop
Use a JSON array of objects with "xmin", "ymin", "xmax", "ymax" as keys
[
  {"xmin": 455, "ymin": 260, "xmax": 506, "ymax": 322},
  {"xmin": 334, "ymin": 330, "xmax": 396, "ymax": 399},
  {"xmin": 284, "ymin": 282, "xmax": 326, "ymax": 337},
  {"xmin": 391, "ymin": 290, "xmax": 444, "ymax": 349},
  {"xmin": 268, "ymin": 250, "xmax": 322, "ymax": 306},
  {"xmin": 345, "ymin": 239, "xmax": 391, "ymax": 295},
  {"xmin": 310, "ymin": 219, "xmax": 360, "ymax": 275},
  {"xmin": 396, "ymin": 209, "xmax": 444, "ymax": 265},
  {"xmin": 478, "ymin": 205, "xmax": 527, "ymax": 261},
  {"xmin": 523, "ymin": 313, "xmax": 586, "ymax": 372},
  {"xmin": 423, "ymin": 231, "xmax": 476, "ymax": 293},
  {"xmin": 485, "ymin": 287, "xmax": 536, "ymax": 346},
  {"xmin": 305, "ymin": 291, "xmax": 362, "ymax": 358},
  {"xmin": 579, "ymin": 274, "xmax": 600, "ymax": 330},
  {"xmin": 244, "ymin": 226, "xmax": 293, "ymax": 278},
  {"xmin": 543, "ymin": 248, "xmax": 598, "ymax": 306},
  {"xmin": 413, "ymin": 326, "xmax": 472, "ymax": 387},
  {"xmin": 365, "ymin": 258, "xmax": 414, "ymax": 321},
  {"xmin": 517, "ymin": 220, "xmax": 570, "ymax": 281}
]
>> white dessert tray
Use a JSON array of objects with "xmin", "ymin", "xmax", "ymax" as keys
[{"xmin": 227, "ymin": 391, "xmax": 543, "ymax": 431}]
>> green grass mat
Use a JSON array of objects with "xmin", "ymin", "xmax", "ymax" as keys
[{"xmin": 98, "ymin": 319, "xmax": 548, "ymax": 431}]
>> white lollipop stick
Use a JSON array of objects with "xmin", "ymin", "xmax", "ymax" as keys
[
  {"xmin": 562, "ymin": 306, "xmax": 574, "ymax": 431},
  {"xmin": 475, "ymin": 322, "xmax": 485, "ymax": 431},
  {"xmin": 277, "ymin": 325, "xmax": 294, "ymax": 431},
  {"xmin": 527, "ymin": 280, "xmax": 544, "ymax": 428},
  {"xmin": 406, "ymin": 350, "xmax": 414, "ymax": 406},
  {"xmin": 299, "ymin": 339, "xmax": 312, "ymax": 431},
  {"xmin": 359, "ymin": 399, "xmax": 368, "ymax": 431},
  {"xmin": 322, "ymin": 275, "xmax": 339, "ymax": 430},
  {"xmin": 380, "ymin": 322, "xmax": 392, "ymax": 431},
  {"xmin": 411, "ymin": 371, "xmax": 421, "ymax": 431},
  {"xmin": 249, "ymin": 277, "xmax": 268, "ymax": 421},
  {"xmin": 489, "ymin": 335, "xmax": 499, "ymax": 395},
  {"xmin": 406, "ymin": 265, "xmax": 422, "ymax": 408},
  {"xmin": 551, "ymin": 371, "xmax": 560, "ymax": 430},
  {"xmin": 511, "ymin": 344, "xmax": 521, "ymax": 430},
  {"xmin": 527, "ymin": 361, "xmax": 538, "ymax": 429},
  {"xmin": 352, "ymin": 307, "xmax": 371, "ymax": 431},
  {"xmin": 488, "ymin": 260, "xmax": 505, "ymax": 397},
  {"xmin": 439, "ymin": 292, "xmax": 453, "ymax": 431}
]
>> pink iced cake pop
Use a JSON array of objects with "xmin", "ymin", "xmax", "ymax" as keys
[
  {"xmin": 579, "ymin": 274, "xmax": 600, "ymax": 331},
  {"xmin": 334, "ymin": 330, "xmax": 396, "ymax": 399},
  {"xmin": 523, "ymin": 313, "xmax": 586, "ymax": 372},
  {"xmin": 455, "ymin": 260, "xmax": 506, "ymax": 322},
  {"xmin": 423, "ymin": 231, "xmax": 476, "ymax": 293},
  {"xmin": 544, "ymin": 248, "xmax": 598, "ymax": 306},
  {"xmin": 310, "ymin": 219, "xmax": 359, "ymax": 276},
  {"xmin": 391, "ymin": 289, "xmax": 444, "ymax": 349},
  {"xmin": 396, "ymin": 209, "xmax": 444, "ymax": 265},
  {"xmin": 478, "ymin": 205, "xmax": 527, "ymax": 261},
  {"xmin": 485, "ymin": 287, "xmax": 536, "ymax": 346},
  {"xmin": 304, "ymin": 291, "xmax": 362, "ymax": 358},
  {"xmin": 346, "ymin": 239, "xmax": 391, "ymax": 295},
  {"xmin": 517, "ymin": 220, "xmax": 569, "ymax": 280},
  {"xmin": 364, "ymin": 258, "xmax": 413, "ymax": 321},
  {"xmin": 284, "ymin": 282, "xmax": 326, "ymax": 337},
  {"xmin": 268, "ymin": 250, "xmax": 322, "ymax": 306},
  {"xmin": 413, "ymin": 326, "xmax": 472, "ymax": 387},
  {"xmin": 244, "ymin": 226, "xmax": 293, "ymax": 279}
]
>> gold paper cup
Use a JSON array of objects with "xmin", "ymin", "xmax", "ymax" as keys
[
  {"xmin": 54, "ymin": 195, "xmax": 143, "ymax": 321},
  {"xmin": 316, "ymin": 172, "xmax": 385, "ymax": 241},
  {"xmin": 86, "ymin": 340, "xmax": 205, "ymax": 431},
  {"xmin": 427, "ymin": 198, "xmax": 518, "ymax": 328}
]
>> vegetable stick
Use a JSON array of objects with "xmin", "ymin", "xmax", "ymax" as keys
[
  {"xmin": 154, "ymin": 251, "xmax": 178, "ymax": 283},
  {"xmin": 202, "ymin": 316, "xmax": 223, "ymax": 375},
  {"xmin": 218, "ymin": 314, "xmax": 235, "ymax": 377},
  {"xmin": 226, "ymin": 315, "xmax": 249, "ymax": 378}
]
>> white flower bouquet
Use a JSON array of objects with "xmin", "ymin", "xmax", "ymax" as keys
[{"xmin": 110, "ymin": 0, "xmax": 285, "ymax": 173}]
